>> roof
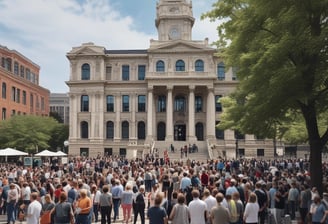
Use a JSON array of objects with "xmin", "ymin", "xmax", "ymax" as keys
[{"xmin": 104, "ymin": 49, "xmax": 148, "ymax": 54}]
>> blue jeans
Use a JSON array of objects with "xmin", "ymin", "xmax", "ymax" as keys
[
  {"xmin": 7, "ymin": 202, "xmax": 16, "ymax": 223},
  {"xmin": 113, "ymin": 199, "xmax": 120, "ymax": 221},
  {"xmin": 76, "ymin": 213, "xmax": 90, "ymax": 224},
  {"xmin": 93, "ymin": 204, "xmax": 99, "ymax": 222}
]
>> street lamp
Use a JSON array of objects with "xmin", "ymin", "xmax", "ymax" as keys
[
  {"xmin": 64, "ymin": 140, "xmax": 69, "ymax": 154},
  {"xmin": 235, "ymin": 139, "xmax": 239, "ymax": 159}
]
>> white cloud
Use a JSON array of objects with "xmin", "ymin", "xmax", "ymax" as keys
[{"xmin": 0, "ymin": 0, "xmax": 218, "ymax": 93}]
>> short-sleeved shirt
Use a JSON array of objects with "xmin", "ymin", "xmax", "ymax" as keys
[{"xmin": 147, "ymin": 206, "xmax": 167, "ymax": 224}]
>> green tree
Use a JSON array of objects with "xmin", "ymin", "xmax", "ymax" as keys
[
  {"xmin": 48, "ymin": 124, "xmax": 69, "ymax": 151},
  {"xmin": 0, "ymin": 115, "xmax": 59, "ymax": 153},
  {"xmin": 203, "ymin": 0, "xmax": 328, "ymax": 193},
  {"xmin": 49, "ymin": 111, "xmax": 64, "ymax": 123}
]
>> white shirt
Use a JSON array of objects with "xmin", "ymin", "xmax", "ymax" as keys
[
  {"xmin": 204, "ymin": 195, "xmax": 217, "ymax": 213},
  {"xmin": 188, "ymin": 198, "xmax": 207, "ymax": 224},
  {"xmin": 26, "ymin": 200, "xmax": 42, "ymax": 224},
  {"xmin": 244, "ymin": 202, "xmax": 259, "ymax": 223}
]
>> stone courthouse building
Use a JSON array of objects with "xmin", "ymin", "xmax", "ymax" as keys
[{"xmin": 66, "ymin": 0, "xmax": 278, "ymax": 159}]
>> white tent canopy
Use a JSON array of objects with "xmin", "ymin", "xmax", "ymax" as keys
[
  {"xmin": 0, "ymin": 147, "xmax": 28, "ymax": 156},
  {"xmin": 34, "ymin": 149, "xmax": 58, "ymax": 157},
  {"xmin": 55, "ymin": 151, "xmax": 67, "ymax": 156}
]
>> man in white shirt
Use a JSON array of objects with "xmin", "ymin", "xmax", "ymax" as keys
[
  {"xmin": 188, "ymin": 189, "xmax": 208, "ymax": 224},
  {"xmin": 203, "ymin": 189, "xmax": 218, "ymax": 223},
  {"xmin": 26, "ymin": 192, "xmax": 42, "ymax": 224}
]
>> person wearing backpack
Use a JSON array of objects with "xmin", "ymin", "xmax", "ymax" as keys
[
  {"xmin": 133, "ymin": 185, "xmax": 145, "ymax": 224},
  {"xmin": 254, "ymin": 182, "xmax": 267, "ymax": 224}
]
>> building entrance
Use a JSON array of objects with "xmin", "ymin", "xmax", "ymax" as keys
[{"xmin": 174, "ymin": 124, "xmax": 186, "ymax": 141}]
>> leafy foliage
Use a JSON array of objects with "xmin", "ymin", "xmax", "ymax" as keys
[{"xmin": 0, "ymin": 115, "xmax": 68, "ymax": 153}]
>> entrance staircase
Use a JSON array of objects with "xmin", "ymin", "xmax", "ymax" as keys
[{"xmin": 152, "ymin": 141, "xmax": 209, "ymax": 162}]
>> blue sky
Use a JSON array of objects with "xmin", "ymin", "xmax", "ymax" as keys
[{"xmin": 0, "ymin": 0, "xmax": 219, "ymax": 93}]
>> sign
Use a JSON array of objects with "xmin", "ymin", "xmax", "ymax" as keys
[{"xmin": 24, "ymin": 157, "xmax": 32, "ymax": 166}]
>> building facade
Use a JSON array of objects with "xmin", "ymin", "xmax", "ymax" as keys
[
  {"xmin": 50, "ymin": 93, "xmax": 70, "ymax": 124},
  {"xmin": 0, "ymin": 45, "xmax": 49, "ymax": 119},
  {"xmin": 66, "ymin": 0, "xmax": 277, "ymax": 158}
]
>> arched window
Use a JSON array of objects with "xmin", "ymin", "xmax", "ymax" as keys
[
  {"xmin": 175, "ymin": 60, "xmax": 185, "ymax": 71},
  {"xmin": 217, "ymin": 62, "xmax": 225, "ymax": 80},
  {"xmin": 157, "ymin": 122, "xmax": 166, "ymax": 140},
  {"xmin": 195, "ymin": 123, "xmax": 204, "ymax": 140},
  {"xmin": 156, "ymin": 60, "xmax": 165, "ymax": 72},
  {"xmin": 2, "ymin": 82, "xmax": 6, "ymax": 99},
  {"xmin": 174, "ymin": 96, "xmax": 186, "ymax": 112},
  {"xmin": 81, "ymin": 63, "xmax": 90, "ymax": 80},
  {"xmin": 122, "ymin": 121, "xmax": 129, "ymax": 139},
  {"xmin": 81, "ymin": 121, "xmax": 89, "ymax": 138},
  {"xmin": 106, "ymin": 121, "xmax": 114, "ymax": 139},
  {"xmin": 138, "ymin": 121, "xmax": 146, "ymax": 140},
  {"xmin": 81, "ymin": 95, "xmax": 89, "ymax": 112},
  {"xmin": 195, "ymin": 59, "xmax": 204, "ymax": 72}
]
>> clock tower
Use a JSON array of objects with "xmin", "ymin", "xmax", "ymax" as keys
[{"xmin": 155, "ymin": 0, "xmax": 195, "ymax": 41}]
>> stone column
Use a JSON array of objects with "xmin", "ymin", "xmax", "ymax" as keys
[
  {"xmin": 146, "ymin": 87, "xmax": 153, "ymax": 141},
  {"xmin": 206, "ymin": 87, "xmax": 216, "ymax": 139},
  {"xmin": 69, "ymin": 93, "xmax": 78, "ymax": 140},
  {"xmin": 188, "ymin": 85, "xmax": 196, "ymax": 142},
  {"xmin": 114, "ymin": 93, "xmax": 121, "ymax": 141},
  {"xmin": 166, "ymin": 85, "xmax": 173, "ymax": 141}
]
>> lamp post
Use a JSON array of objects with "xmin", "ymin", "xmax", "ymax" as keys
[
  {"xmin": 63, "ymin": 140, "xmax": 69, "ymax": 154},
  {"xmin": 235, "ymin": 139, "xmax": 239, "ymax": 159}
]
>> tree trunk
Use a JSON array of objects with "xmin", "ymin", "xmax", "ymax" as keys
[{"xmin": 309, "ymin": 139, "xmax": 323, "ymax": 195}]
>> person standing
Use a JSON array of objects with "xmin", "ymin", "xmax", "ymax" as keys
[
  {"xmin": 169, "ymin": 193, "xmax": 190, "ymax": 224},
  {"xmin": 99, "ymin": 185, "xmax": 113, "ymax": 224},
  {"xmin": 121, "ymin": 183, "xmax": 134, "ymax": 224},
  {"xmin": 147, "ymin": 193, "xmax": 168, "ymax": 224},
  {"xmin": 133, "ymin": 185, "xmax": 145, "ymax": 224},
  {"xmin": 26, "ymin": 192, "xmax": 42, "ymax": 224},
  {"xmin": 244, "ymin": 193, "xmax": 259, "ymax": 224},
  {"xmin": 188, "ymin": 189, "xmax": 207, "ymax": 224},
  {"xmin": 111, "ymin": 179, "xmax": 123, "ymax": 222},
  {"xmin": 52, "ymin": 192, "xmax": 74, "ymax": 224},
  {"xmin": 254, "ymin": 182, "xmax": 267, "ymax": 224},
  {"xmin": 75, "ymin": 189, "xmax": 92, "ymax": 224},
  {"xmin": 210, "ymin": 193, "xmax": 230, "ymax": 224},
  {"xmin": 287, "ymin": 182, "xmax": 299, "ymax": 220},
  {"xmin": 7, "ymin": 183, "xmax": 18, "ymax": 224}
]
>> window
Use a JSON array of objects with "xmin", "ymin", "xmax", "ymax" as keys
[
  {"xmin": 122, "ymin": 121, "xmax": 129, "ymax": 139},
  {"xmin": 106, "ymin": 95, "xmax": 114, "ymax": 112},
  {"xmin": 26, "ymin": 69, "xmax": 31, "ymax": 81},
  {"xmin": 232, "ymin": 67, "xmax": 238, "ymax": 80},
  {"xmin": 235, "ymin": 130, "xmax": 245, "ymax": 139},
  {"xmin": 138, "ymin": 65, "xmax": 146, "ymax": 80},
  {"xmin": 156, "ymin": 60, "xmax": 165, "ymax": 72},
  {"xmin": 138, "ymin": 95, "xmax": 146, "ymax": 112},
  {"xmin": 157, "ymin": 95, "xmax": 166, "ymax": 112},
  {"xmin": 157, "ymin": 122, "xmax": 166, "ymax": 140},
  {"xmin": 215, "ymin": 95, "xmax": 222, "ymax": 112},
  {"xmin": 2, "ymin": 82, "xmax": 6, "ymax": 99},
  {"xmin": 217, "ymin": 62, "xmax": 225, "ymax": 80},
  {"xmin": 20, "ymin": 65, "xmax": 25, "ymax": 78},
  {"xmin": 195, "ymin": 59, "xmax": 204, "ymax": 72},
  {"xmin": 106, "ymin": 66, "xmax": 112, "ymax": 80},
  {"xmin": 2, "ymin": 58, "xmax": 12, "ymax": 71},
  {"xmin": 104, "ymin": 148, "xmax": 112, "ymax": 156},
  {"xmin": 122, "ymin": 65, "xmax": 129, "ymax": 80},
  {"xmin": 106, "ymin": 121, "xmax": 114, "ymax": 139},
  {"xmin": 257, "ymin": 149, "xmax": 265, "ymax": 157},
  {"xmin": 30, "ymin": 94, "xmax": 34, "ymax": 111},
  {"xmin": 195, "ymin": 123, "xmax": 204, "ymax": 140},
  {"xmin": 119, "ymin": 148, "xmax": 127, "ymax": 157},
  {"xmin": 14, "ymin": 62, "xmax": 19, "ymax": 75},
  {"xmin": 22, "ymin": 91, "xmax": 26, "ymax": 105},
  {"xmin": 11, "ymin": 87, "xmax": 16, "ymax": 102},
  {"xmin": 195, "ymin": 96, "xmax": 202, "ymax": 112},
  {"xmin": 215, "ymin": 121, "xmax": 225, "ymax": 139},
  {"xmin": 81, "ymin": 121, "xmax": 89, "ymax": 138},
  {"xmin": 41, "ymin": 97, "xmax": 44, "ymax": 110},
  {"xmin": 138, "ymin": 121, "xmax": 146, "ymax": 140},
  {"xmin": 2, "ymin": 108, "xmax": 6, "ymax": 120},
  {"xmin": 17, "ymin": 89, "xmax": 20, "ymax": 103},
  {"xmin": 81, "ymin": 95, "xmax": 89, "ymax": 112},
  {"xmin": 175, "ymin": 60, "xmax": 185, "ymax": 71},
  {"xmin": 81, "ymin": 63, "xmax": 90, "ymax": 80},
  {"xmin": 122, "ymin": 95, "xmax": 129, "ymax": 112},
  {"xmin": 80, "ymin": 148, "xmax": 89, "ymax": 157},
  {"xmin": 175, "ymin": 96, "xmax": 186, "ymax": 112}
]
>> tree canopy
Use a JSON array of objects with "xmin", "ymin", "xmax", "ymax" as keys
[
  {"xmin": 0, "ymin": 115, "xmax": 68, "ymax": 153},
  {"xmin": 203, "ymin": 0, "xmax": 328, "ymax": 193}
]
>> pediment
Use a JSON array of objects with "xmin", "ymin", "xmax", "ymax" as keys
[
  {"xmin": 67, "ymin": 43, "xmax": 105, "ymax": 56},
  {"xmin": 148, "ymin": 40, "xmax": 214, "ymax": 52}
]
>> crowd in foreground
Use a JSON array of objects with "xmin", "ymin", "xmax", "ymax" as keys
[{"xmin": 0, "ymin": 155, "xmax": 327, "ymax": 224}]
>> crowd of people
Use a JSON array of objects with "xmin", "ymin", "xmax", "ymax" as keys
[{"xmin": 0, "ymin": 154, "xmax": 327, "ymax": 224}]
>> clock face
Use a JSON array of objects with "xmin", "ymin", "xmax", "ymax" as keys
[{"xmin": 169, "ymin": 28, "xmax": 180, "ymax": 40}]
